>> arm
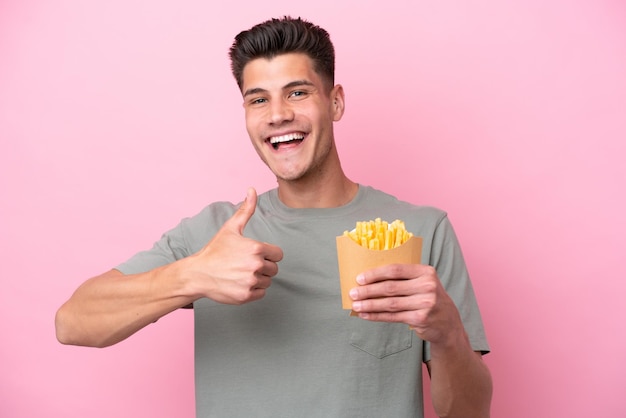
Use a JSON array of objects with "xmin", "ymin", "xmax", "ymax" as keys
[
  {"xmin": 55, "ymin": 188, "xmax": 283, "ymax": 348},
  {"xmin": 426, "ymin": 349, "xmax": 492, "ymax": 418},
  {"xmin": 350, "ymin": 264, "xmax": 492, "ymax": 418},
  {"xmin": 55, "ymin": 265, "xmax": 196, "ymax": 348}
]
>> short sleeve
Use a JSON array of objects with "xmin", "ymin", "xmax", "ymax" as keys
[
  {"xmin": 115, "ymin": 221, "xmax": 191, "ymax": 275},
  {"xmin": 114, "ymin": 201, "xmax": 237, "ymax": 275},
  {"xmin": 423, "ymin": 215, "xmax": 490, "ymax": 362}
]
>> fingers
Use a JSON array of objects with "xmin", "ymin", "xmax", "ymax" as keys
[
  {"xmin": 226, "ymin": 187, "xmax": 258, "ymax": 235},
  {"xmin": 352, "ymin": 293, "xmax": 434, "ymax": 314},
  {"xmin": 262, "ymin": 242, "xmax": 284, "ymax": 263},
  {"xmin": 356, "ymin": 264, "xmax": 435, "ymax": 286},
  {"xmin": 353, "ymin": 309, "xmax": 421, "ymax": 325},
  {"xmin": 350, "ymin": 264, "xmax": 439, "ymax": 316},
  {"xmin": 352, "ymin": 274, "xmax": 436, "ymax": 301},
  {"xmin": 259, "ymin": 257, "xmax": 280, "ymax": 278},
  {"xmin": 350, "ymin": 264, "xmax": 433, "ymax": 300},
  {"xmin": 189, "ymin": 188, "xmax": 286, "ymax": 306}
]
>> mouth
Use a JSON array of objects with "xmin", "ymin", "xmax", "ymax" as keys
[{"xmin": 268, "ymin": 132, "xmax": 305, "ymax": 150}]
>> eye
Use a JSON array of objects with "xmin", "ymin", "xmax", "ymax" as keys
[
  {"xmin": 289, "ymin": 90, "xmax": 309, "ymax": 100},
  {"xmin": 250, "ymin": 97, "xmax": 267, "ymax": 105}
]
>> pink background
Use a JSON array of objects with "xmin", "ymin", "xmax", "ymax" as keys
[{"xmin": 2, "ymin": 1, "xmax": 625, "ymax": 417}]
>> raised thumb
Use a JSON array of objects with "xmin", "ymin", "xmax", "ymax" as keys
[{"xmin": 229, "ymin": 187, "xmax": 257, "ymax": 235}]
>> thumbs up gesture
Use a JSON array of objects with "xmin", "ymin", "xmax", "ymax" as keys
[{"xmin": 183, "ymin": 188, "xmax": 284, "ymax": 305}]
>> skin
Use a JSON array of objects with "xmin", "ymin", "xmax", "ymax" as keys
[
  {"xmin": 351, "ymin": 265, "xmax": 492, "ymax": 417},
  {"xmin": 54, "ymin": 187, "xmax": 282, "ymax": 347},
  {"xmin": 241, "ymin": 53, "xmax": 357, "ymax": 208},
  {"xmin": 55, "ymin": 52, "xmax": 491, "ymax": 417}
]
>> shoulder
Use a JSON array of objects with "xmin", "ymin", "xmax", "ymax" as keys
[
  {"xmin": 174, "ymin": 199, "xmax": 241, "ymax": 243},
  {"xmin": 190, "ymin": 200, "xmax": 239, "ymax": 224},
  {"xmin": 182, "ymin": 188, "xmax": 278, "ymax": 230}
]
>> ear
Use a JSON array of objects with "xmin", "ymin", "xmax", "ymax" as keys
[{"xmin": 330, "ymin": 84, "xmax": 345, "ymax": 122}]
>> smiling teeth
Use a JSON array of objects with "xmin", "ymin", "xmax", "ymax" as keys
[{"xmin": 270, "ymin": 133, "xmax": 304, "ymax": 144}]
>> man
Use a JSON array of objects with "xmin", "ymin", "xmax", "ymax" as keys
[{"xmin": 56, "ymin": 17, "xmax": 492, "ymax": 417}]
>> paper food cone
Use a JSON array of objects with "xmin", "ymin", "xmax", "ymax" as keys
[{"xmin": 336, "ymin": 235, "xmax": 423, "ymax": 314}]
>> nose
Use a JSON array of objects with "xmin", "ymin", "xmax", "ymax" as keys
[{"xmin": 269, "ymin": 99, "xmax": 294, "ymax": 125}]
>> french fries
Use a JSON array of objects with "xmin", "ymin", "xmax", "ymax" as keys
[{"xmin": 342, "ymin": 218, "xmax": 413, "ymax": 250}]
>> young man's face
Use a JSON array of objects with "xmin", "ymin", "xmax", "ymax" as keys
[{"xmin": 241, "ymin": 53, "xmax": 344, "ymax": 183}]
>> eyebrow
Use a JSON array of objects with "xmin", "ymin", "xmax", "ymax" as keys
[{"xmin": 243, "ymin": 79, "xmax": 316, "ymax": 98}]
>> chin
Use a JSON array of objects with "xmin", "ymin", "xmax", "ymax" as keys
[
  {"xmin": 273, "ymin": 169, "xmax": 309, "ymax": 183},
  {"xmin": 275, "ymin": 173, "xmax": 304, "ymax": 182},
  {"xmin": 269, "ymin": 165, "xmax": 307, "ymax": 182}
]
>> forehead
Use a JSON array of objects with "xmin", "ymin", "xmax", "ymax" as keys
[{"xmin": 241, "ymin": 53, "xmax": 322, "ymax": 92}]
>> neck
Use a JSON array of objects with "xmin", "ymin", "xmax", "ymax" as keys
[
  {"xmin": 277, "ymin": 175, "xmax": 358, "ymax": 209},
  {"xmin": 276, "ymin": 149, "xmax": 358, "ymax": 208}
]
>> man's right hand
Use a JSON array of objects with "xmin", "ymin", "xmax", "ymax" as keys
[
  {"xmin": 55, "ymin": 187, "xmax": 283, "ymax": 347},
  {"xmin": 182, "ymin": 187, "xmax": 284, "ymax": 305}
]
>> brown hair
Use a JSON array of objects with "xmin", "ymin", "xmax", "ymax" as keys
[{"xmin": 229, "ymin": 16, "xmax": 335, "ymax": 91}]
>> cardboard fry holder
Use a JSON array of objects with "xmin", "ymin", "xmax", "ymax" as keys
[{"xmin": 336, "ymin": 235, "xmax": 423, "ymax": 315}]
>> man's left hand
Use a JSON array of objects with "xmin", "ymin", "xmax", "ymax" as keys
[{"xmin": 349, "ymin": 264, "xmax": 464, "ymax": 345}]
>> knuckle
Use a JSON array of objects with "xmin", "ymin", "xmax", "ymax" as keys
[
  {"xmin": 268, "ymin": 264, "xmax": 279, "ymax": 277},
  {"xmin": 263, "ymin": 260, "xmax": 277, "ymax": 275},
  {"xmin": 387, "ymin": 297, "xmax": 401, "ymax": 311},
  {"xmin": 388, "ymin": 264, "xmax": 404, "ymax": 277},
  {"xmin": 232, "ymin": 291, "xmax": 248, "ymax": 305},
  {"xmin": 246, "ymin": 257, "xmax": 265, "ymax": 273},
  {"xmin": 422, "ymin": 296, "xmax": 436, "ymax": 310},
  {"xmin": 424, "ymin": 266, "xmax": 437, "ymax": 277},
  {"xmin": 249, "ymin": 241, "xmax": 265, "ymax": 255},
  {"xmin": 383, "ymin": 280, "xmax": 398, "ymax": 295},
  {"xmin": 244, "ymin": 275, "xmax": 260, "ymax": 289},
  {"xmin": 411, "ymin": 310, "xmax": 427, "ymax": 324},
  {"xmin": 422, "ymin": 280, "xmax": 437, "ymax": 294}
]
